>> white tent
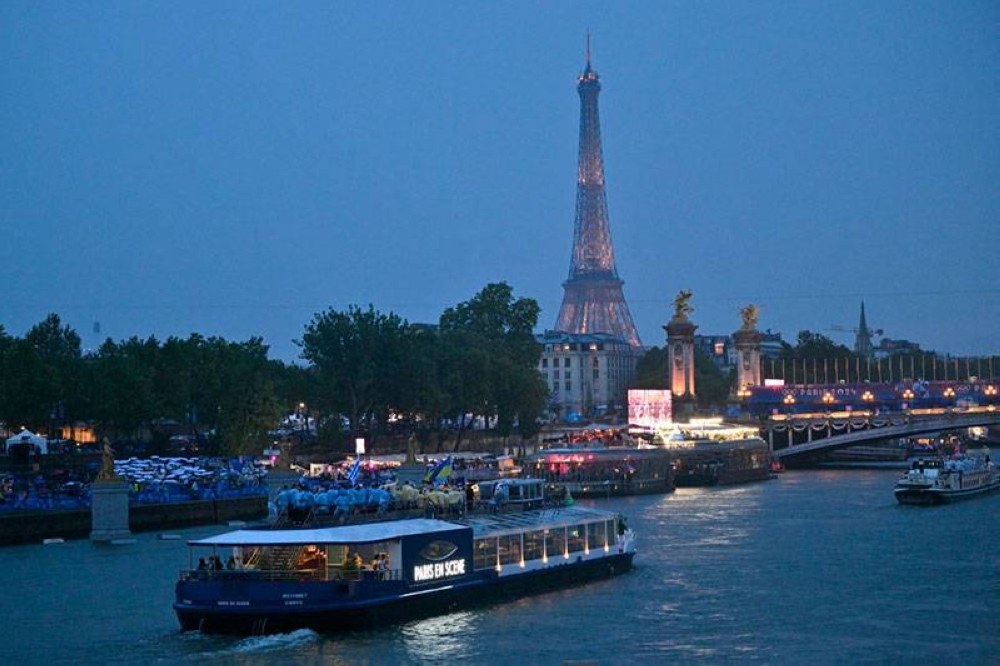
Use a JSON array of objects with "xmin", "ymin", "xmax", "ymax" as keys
[{"xmin": 5, "ymin": 429, "xmax": 48, "ymax": 455}]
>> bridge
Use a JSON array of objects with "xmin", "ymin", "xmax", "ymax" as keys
[{"xmin": 767, "ymin": 406, "xmax": 1000, "ymax": 463}]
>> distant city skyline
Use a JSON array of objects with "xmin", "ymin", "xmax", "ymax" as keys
[{"xmin": 2, "ymin": 3, "xmax": 997, "ymax": 362}]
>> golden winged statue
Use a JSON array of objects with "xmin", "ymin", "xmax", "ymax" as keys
[
  {"xmin": 673, "ymin": 290, "xmax": 694, "ymax": 319},
  {"xmin": 739, "ymin": 304, "xmax": 760, "ymax": 330}
]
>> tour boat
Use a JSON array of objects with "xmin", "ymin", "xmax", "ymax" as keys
[
  {"xmin": 174, "ymin": 503, "xmax": 636, "ymax": 634},
  {"xmin": 894, "ymin": 454, "xmax": 999, "ymax": 505}
]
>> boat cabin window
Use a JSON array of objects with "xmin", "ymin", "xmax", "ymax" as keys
[
  {"xmin": 545, "ymin": 527, "xmax": 566, "ymax": 558},
  {"xmin": 498, "ymin": 534, "xmax": 522, "ymax": 565},
  {"xmin": 474, "ymin": 537, "xmax": 497, "ymax": 570},
  {"xmin": 587, "ymin": 521, "xmax": 607, "ymax": 550},
  {"xmin": 523, "ymin": 530, "xmax": 544, "ymax": 561},
  {"xmin": 567, "ymin": 525, "xmax": 586, "ymax": 554}
]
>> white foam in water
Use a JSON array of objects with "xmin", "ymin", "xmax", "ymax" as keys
[{"xmin": 228, "ymin": 628, "xmax": 319, "ymax": 654}]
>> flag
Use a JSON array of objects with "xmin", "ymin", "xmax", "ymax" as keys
[
  {"xmin": 423, "ymin": 455, "xmax": 453, "ymax": 484},
  {"xmin": 347, "ymin": 458, "xmax": 361, "ymax": 485}
]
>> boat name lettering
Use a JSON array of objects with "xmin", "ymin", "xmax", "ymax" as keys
[
  {"xmin": 216, "ymin": 600, "xmax": 250, "ymax": 607},
  {"xmin": 282, "ymin": 593, "xmax": 308, "ymax": 599},
  {"xmin": 413, "ymin": 558, "xmax": 466, "ymax": 582}
]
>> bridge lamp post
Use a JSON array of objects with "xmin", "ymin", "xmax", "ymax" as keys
[
  {"xmin": 901, "ymin": 388, "xmax": 914, "ymax": 411},
  {"xmin": 861, "ymin": 390, "xmax": 875, "ymax": 415},
  {"xmin": 942, "ymin": 387, "xmax": 956, "ymax": 413}
]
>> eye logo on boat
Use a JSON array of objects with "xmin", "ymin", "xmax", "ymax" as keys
[{"xmin": 420, "ymin": 540, "xmax": 458, "ymax": 561}]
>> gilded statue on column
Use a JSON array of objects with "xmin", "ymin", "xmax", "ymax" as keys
[
  {"xmin": 739, "ymin": 304, "xmax": 760, "ymax": 330},
  {"xmin": 672, "ymin": 290, "xmax": 693, "ymax": 320}
]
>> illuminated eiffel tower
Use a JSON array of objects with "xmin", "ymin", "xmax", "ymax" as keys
[{"xmin": 554, "ymin": 39, "xmax": 641, "ymax": 347}]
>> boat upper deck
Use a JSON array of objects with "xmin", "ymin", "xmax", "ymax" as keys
[{"xmin": 188, "ymin": 506, "xmax": 619, "ymax": 548}]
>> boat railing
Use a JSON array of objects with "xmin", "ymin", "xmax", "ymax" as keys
[{"xmin": 179, "ymin": 566, "xmax": 404, "ymax": 583}]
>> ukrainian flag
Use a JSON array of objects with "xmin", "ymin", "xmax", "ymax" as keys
[{"xmin": 423, "ymin": 455, "xmax": 453, "ymax": 484}]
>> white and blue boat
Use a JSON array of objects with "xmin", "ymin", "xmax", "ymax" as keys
[
  {"xmin": 174, "ymin": 502, "xmax": 636, "ymax": 634},
  {"xmin": 894, "ymin": 453, "xmax": 999, "ymax": 505}
]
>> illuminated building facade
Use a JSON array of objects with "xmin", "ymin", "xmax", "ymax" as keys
[
  {"xmin": 537, "ymin": 331, "xmax": 639, "ymax": 421},
  {"xmin": 553, "ymin": 43, "xmax": 641, "ymax": 348}
]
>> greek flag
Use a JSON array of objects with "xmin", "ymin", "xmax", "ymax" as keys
[{"xmin": 347, "ymin": 458, "xmax": 361, "ymax": 484}]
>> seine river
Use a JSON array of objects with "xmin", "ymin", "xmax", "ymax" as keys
[{"xmin": 5, "ymin": 463, "xmax": 999, "ymax": 665}]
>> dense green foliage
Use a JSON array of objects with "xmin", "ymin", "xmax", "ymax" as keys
[{"xmin": 2, "ymin": 283, "xmax": 547, "ymax": 456}]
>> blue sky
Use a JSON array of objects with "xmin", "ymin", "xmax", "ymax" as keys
[{"xmin": 2, "ymin": 1, "xmax": 997, "ymax": 362}]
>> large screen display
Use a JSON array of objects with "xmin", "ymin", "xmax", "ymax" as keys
[{"xmin": 628, "ymin": 389, "xmax": 673, "ymax": 428}]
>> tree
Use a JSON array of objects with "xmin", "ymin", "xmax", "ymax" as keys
[
  {"xmin": 19, "ymin": 314, "xmax": 83, "ymax": 434},
  {"xmin": 438, "ymin": 282, "xmax": 544, "ymax": 452},
  {"xmin": 297, "ymin": 305, "xmax": 414, "ymax": 453},
  {"xmin": 632, "ymin": 346, "xmax": 668, "ymax": 389},
  {"xmin": 89, "ymin": 336, "xmax": 161, "ymax": 441}
]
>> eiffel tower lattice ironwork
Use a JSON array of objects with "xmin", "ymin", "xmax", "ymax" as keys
[{"xmin": 554, "ymin": 41, "xmax": 641, "ymax": 347}]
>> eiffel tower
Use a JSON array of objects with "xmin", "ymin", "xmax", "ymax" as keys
[{"xmin": 554, "ymin": 40, "xmax": 641, "ymax": 347}]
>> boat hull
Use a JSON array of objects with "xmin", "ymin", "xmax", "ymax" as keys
[
  {"xmin": 175, "ymin": 551, "xmax": 635, "ymax": 635},
  {"xmin": 894, "ymin": 479, "xmax": 1000, "ymax": 506}
]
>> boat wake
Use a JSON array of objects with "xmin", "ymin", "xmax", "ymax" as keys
[{"xmin": 226, "ymin": 628, "xmax": 319, "ymax": 654}]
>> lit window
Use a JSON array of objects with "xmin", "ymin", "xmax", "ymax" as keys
[{"xmin": 714, "ymin": 342, "xmax": 725, "ymax": 355}]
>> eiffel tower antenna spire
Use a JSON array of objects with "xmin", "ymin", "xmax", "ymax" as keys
[{"xmin": 586, "ymin": 30, "xmax": 591, "ymax": 69}]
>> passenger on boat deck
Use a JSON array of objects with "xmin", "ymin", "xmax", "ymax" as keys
[
  {"xmin": 226, "ymin": 556, "xmax": 236, "ymax": 570},
  {"xmin": 197, "ymin": 557, "xmax": 207, "ymax": 570}
]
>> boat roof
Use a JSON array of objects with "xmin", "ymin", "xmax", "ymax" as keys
[
  {"xmin": 458, "ymin": 505, "xmax": 616, "ymax": 538},
  {"xmin": 189, "ymin": 518, "xmax": 462, "ymax": 547},
  {"xmin": 189, "ymin": 506, "xmax": 620, "ymax": 547}
]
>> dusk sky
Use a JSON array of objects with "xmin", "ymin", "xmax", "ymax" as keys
[{"xmin": 3, "ymin": 2, "xmax": 997, "ymax": 363}]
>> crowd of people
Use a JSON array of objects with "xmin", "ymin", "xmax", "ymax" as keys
[
  {"xmin": 0, "ymin": 456, "xmax": 268, "ymax": 512},
  {"xmin": 274, "ymin": 466, "xmax": 470, "ymax": 524}
]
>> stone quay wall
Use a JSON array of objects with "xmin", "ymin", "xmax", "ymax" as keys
[{"xmin": 0, "ymin": 495, "xmax": 267, "ymax": 546}]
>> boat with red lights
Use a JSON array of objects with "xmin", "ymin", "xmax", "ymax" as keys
[
  {"xmin": 174, "ymin": 491, "xmax": 636, "ymax": 634},
  {"xmin": 523, "ymin": 446, "xmax": 674, "ymax": 498}
]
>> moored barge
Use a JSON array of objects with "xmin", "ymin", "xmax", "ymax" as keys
[
  {"xmin": 670, "ymin": 437, "xmax": 773, "ymax": 487},
  {"xmin": 174, "ymin": 503, "xmax": 636, "ymax": 634},
  {"xmin": 522, "ymin": 446, "xmax": 674, "ymax": 498}
]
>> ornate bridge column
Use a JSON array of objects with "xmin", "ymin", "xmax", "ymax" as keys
[
  {"xmin": 665, "ymin": 291, "xmax": 698, "ymax": 400},
  {"xmin": 733, "ymin": 304, "xmax": 762, "ymax": 395}
]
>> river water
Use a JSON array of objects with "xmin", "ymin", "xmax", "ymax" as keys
[{"xmin": 5, "ymin": 464, "xmax": 999, "ymax": 665}]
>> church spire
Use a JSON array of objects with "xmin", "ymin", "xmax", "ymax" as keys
[{"xmin": 854, "ymin": 301, "xmax": 874, "ymax": 359}]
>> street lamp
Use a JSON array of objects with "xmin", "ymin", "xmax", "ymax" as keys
[{"xmin": 298, "ymin": 402, "xmax": 308, "ymax": 438}]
